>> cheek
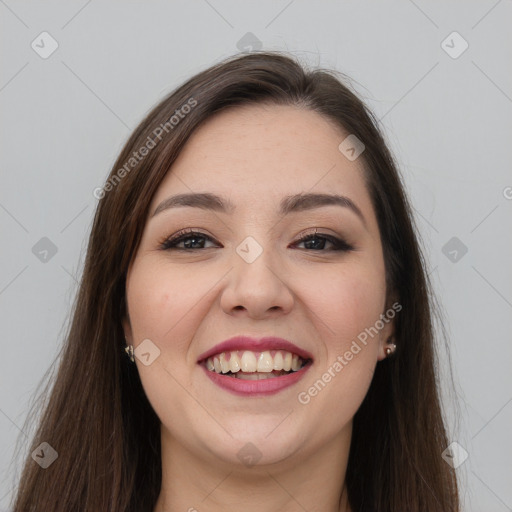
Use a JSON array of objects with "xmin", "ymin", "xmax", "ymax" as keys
[
  {"xmin": 127, "ymin": 261, "xmax": 202, "ymax": 340},
  {"xmin": 125, "ymin": 262, "xmax": 208, "ymax": 415},
  {"xmin": 295, "ymin": 261, "xmax": 386, "ymax": 417},
  {"xmin": 300, "ymin": 261, "xmax": 386, "ymax": 349}
]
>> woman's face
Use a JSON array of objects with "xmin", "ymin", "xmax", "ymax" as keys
[{"xmin": 123, "ymin": 104, "xmax": 394, "ymax": 468}]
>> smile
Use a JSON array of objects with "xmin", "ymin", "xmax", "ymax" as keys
[
  {"xmin": 205, "ymin": 350, "xmax": 306, "ymax": 377},
  {"xmin": 200, "ymin": 350, "xmax": 313, "ymax": 396}
]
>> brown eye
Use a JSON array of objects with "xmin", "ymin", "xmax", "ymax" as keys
[
  {"xmin": 294, "ymin": 232, "xmax": 353, "ymax": 252},
  {"xmin": 159, "ymin": 229, "xmax": 219, "ymax": 251}
]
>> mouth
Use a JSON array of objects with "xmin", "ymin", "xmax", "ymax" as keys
[
  {"xmin": 197, "ymin": 336, "xmax": 314, "ymax": 395},
  {"xmin": 200, "ymin": 349, "xmax": 312, "ymax": 380},
  {"xmin": 197, "ymin": 337, "xmax": 314, "ymax": 396}
]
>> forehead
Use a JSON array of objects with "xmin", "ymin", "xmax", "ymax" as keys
[{"xmin": 150, "ymin": 104, "xmax": 374, "ymax": 221}]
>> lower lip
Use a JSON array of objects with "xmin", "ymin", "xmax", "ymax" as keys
[{"xmin": 200, "ymin": 362, "xmax": 313, "ymax": 396}]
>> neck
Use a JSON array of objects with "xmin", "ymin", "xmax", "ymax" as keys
[{"xmin": 154, "ymin": 424, "xmax": 353, "ymax": 512}]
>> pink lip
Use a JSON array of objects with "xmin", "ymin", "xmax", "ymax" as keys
[
  {"xmin": 196, "ymin": 336, "xmax": 314, "ymax": 363},
  {"xmin": 200, "ymin": 360, "xmax": 313, "ymax": 397}
]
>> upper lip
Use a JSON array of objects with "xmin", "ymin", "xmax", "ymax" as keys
[{"xmin": 196, "ymin": 336, "xmax": 314, "ymax": 363}]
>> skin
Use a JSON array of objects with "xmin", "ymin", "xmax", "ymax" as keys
[{"xmin": 122, "ymin": 104, "xmax": 395, "ymax": 512}]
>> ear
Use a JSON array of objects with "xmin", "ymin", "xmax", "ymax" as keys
[
  {"xmin": 122, "ymin": 315, "xmax": 133, "ymax": 346},
  {"xmin": 376, "ymin": 297, "xmax": 400, "ymax": 361},
  {"xmin": 121, "ymin": 293, "xmax": 133, "ymax": 346},
  {"xmin": 121, "ymin": 268, "xmax": 133, "ymax": 345}
]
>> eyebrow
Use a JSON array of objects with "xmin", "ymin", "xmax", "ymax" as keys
[{"xmin": 151, "ymin": 192, "xmax": 367, "ymax": 227}]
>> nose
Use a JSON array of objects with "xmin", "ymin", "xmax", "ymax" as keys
[{"xmin": 220, "ymin": 243, "xmax": 294, "ymax": 320}]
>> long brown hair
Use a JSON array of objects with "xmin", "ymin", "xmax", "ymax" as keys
[{"xmin": 9, "ymin": 51, "xmax": 460, "ymax": 511}]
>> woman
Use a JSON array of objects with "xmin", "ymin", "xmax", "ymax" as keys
[{"xmin": 10, "ymin": 51, "xmax": 460, "ymax": 511}]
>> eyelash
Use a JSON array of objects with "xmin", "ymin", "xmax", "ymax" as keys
[{"xmin": 158, "ymin": 228, "xmax": 354, "ymax": 252}]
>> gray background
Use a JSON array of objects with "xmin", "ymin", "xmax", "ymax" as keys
[{"xmin": 1, "ymin": 1, "xmax": 511, "ymax": 510}]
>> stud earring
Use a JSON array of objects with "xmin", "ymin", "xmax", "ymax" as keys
[
  {"xmin": 124, "ymin": 337, "xmax": 135, "ymax": 362},
  {"xmin": 385, "ymin": 343, "xmax": 396, "ymax": 357}
]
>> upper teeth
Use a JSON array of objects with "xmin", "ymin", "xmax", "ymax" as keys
[{"xmin": 205, "ymin": 350, "xmax": 304, "ymax": 374}]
